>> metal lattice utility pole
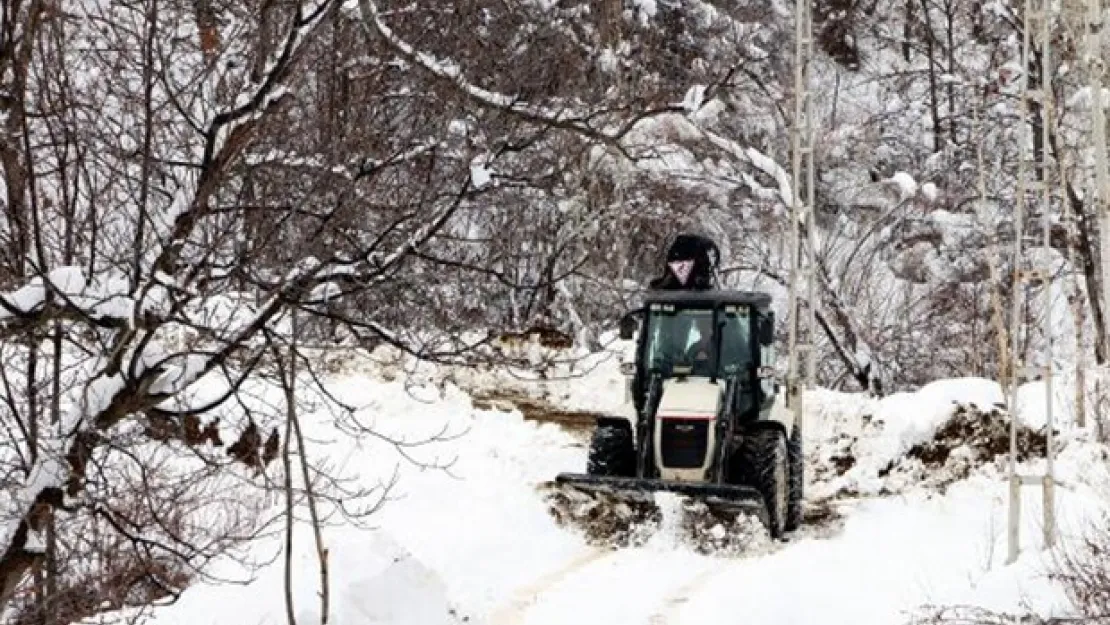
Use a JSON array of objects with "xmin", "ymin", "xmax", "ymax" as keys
[
  {"xmin": 787, "ymin": 0, "xmax": 816, "ymax": 458},
  {"xmin": 1007, "ymin": 0, "xmax": 1058, "ymax": 564}
]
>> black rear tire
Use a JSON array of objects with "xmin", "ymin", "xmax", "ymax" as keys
[
  {"xmin": 734, "ymin": 428, "xmax": 788, "ymax": 540},
  {"xmin": 586, "ymin": 420, "xmax": 636, "ymax": 477},
  {"xmin": 785, "ymin": 424, "xmax": 804, "ymax": 532}
]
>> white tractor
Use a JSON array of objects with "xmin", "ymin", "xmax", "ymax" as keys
[{"xmin": 555, "ymin": 234, "xmax": 803, "ymax": 538}]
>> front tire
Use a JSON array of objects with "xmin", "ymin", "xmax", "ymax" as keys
[
  {"xmin": 586, "ymin": 420, "xmax": 636, "ymax": 477},
  {"xmin": 736, "ymin": 428, "xmax": 788, "ymax": 540},
  {"xmin": 785, "ymin": 424, "xmax": 804, "ymax": 532}
]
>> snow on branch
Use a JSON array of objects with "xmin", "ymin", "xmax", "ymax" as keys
[
  {"xmin": 0, "ymin": 258, "xmax": 331, "ymax": 604},
  {"xmin": 0, "ymin": 266, "xmax": 141, "ymax": 333},
  {"xmin": 358, "ymin": 0, "xmax": 569, "ymax": 113},
  {"xmin": 357, "ymin": 0, "xmax": 684, "ymax": 146},
  {"xmin": 208, "ymin": 0, "xmax": 334, "ymax": 158},
  {"xmin": 690, "ymin": 122, "xmax": 798, "ymax": 210},
  {"xmin": 744, "ymin": 146, "xmax": 795, "ymax": 209}
]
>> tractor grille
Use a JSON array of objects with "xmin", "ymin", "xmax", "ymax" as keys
[{"xmin": 659, "ymin": 419, "xmax": 709, "ymax": 469}]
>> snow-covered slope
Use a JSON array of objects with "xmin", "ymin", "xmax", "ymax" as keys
[{"xmin": 112, "ymin": 348, "xmax": 1109, "ymax": 625}]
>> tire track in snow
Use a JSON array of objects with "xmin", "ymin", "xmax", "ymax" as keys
[
  {"xmin": 643, "ymin": 499, "xmax": 856, "ymax": 625},
  {"xmin": 645, "ymin": 561, "xmax": 724, "ymax": 625},
  {"xmin": 488, "ymin": 547, "xmax": 728, "ymax": 625},
  {"xmin": 486, "ymin": 500, "xmax": 852, "ymax": 625},
  {"xmin": 487, "ymin": 547, "xmax": 610, "ymax": 625}
]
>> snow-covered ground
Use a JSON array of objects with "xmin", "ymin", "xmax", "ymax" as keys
[{"xmin": 100, "ymin": 342, "xmax": 1110, "ymax": 625}]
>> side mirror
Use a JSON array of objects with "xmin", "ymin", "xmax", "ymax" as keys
[
  {"xmin": 619, "ymin": 311, "xmax": 640, "ymax": 340},
  {"xmin": 619, "ymin": 362, "xmax": 636, "ymax": 376},
  {"xmin": 759, "ymin": 313, "xmax": 775, "ymax": 346}
]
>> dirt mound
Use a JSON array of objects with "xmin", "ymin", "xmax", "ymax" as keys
[
  {"xmin": 471, "ymin": 390, "xmax": 601, "ymax": 436},
  {"xmin": 820, "ymin": 402, "xmax": 1052, "ymax": 497},
  {"xmin": 877, "ymin": 403, "xmax": 1049, "ymax": 493},
  {"xmin": 904, "ymin": 403, "xmax": 1048, "ymax": 466},
  {"xmin": 538, "ymin": 482, "xmax": 773, "ymax": 556}
]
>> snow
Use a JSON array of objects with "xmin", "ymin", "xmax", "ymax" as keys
[
  {"xmin": 681, "ymin": 85, "xmax": 707, "ymax": 112},
  {"xmin": 631, "ymin": 0, "xmax": 658, "ymax": 23},
  {"xmin": 744, "ymin": 146, "xmax": 795, "ymax": 209},
  {"xmin": 1065, "ymin": 85, "xmax": 1110, "ymax": 110},
  {"xmin": 447, "ymin": 119, "xmax": 469, "ymax": 135},
  {"xmin": 0, "ymin": 456, "xmax": 68, "ymax": 552},
  {"xmin": 308, "ymin": 280, "xmax": 342, "ymax": 304},
  {"xmin": 891, "ymin": 171, "xmax": 918, "ymax": 199},
  {"xmin": 854, "ymin": 346, "xmax": 871, "ymax": 370},
  {"xmin": 81, "ymin": 372, "xmax": 127, "ymax": 418},
  {"xmin": 114, "ymin": 352, "xmax": 1106, "ymax": 625},
  {"xmin": 360, "ymin": 0, "xmax": 589, "ymax": 124},
  {"xmin": 124, "ymin": 370, "xmax": 585, "ymax": 625},
  {"xmin": 0, "ymin": 266, "xmax": 94, "ymax": 317},
  {"xmin": 23, "ymin": 529, "xmax": 45, "ymax": 555},
  {"xmin": 470, "ymin": 157, "xmax": 493, "ymax": 189},
  {"xmin": 678, "ymin": 483, "xmax": 1073, "ymax": 624},
  {"xmin": 879, "ymin": 378, "xmax": 1004, "ymax": 453},
  {"xmin": 148, "ymin": 353, "xmax": 211, "ymax": 396},
  {"xmin": 598, "ymin": 48, "xmax": 621, "ymax": 73},
  {"xmin": 0, "ymin": 266, "xmax": 149, "ymax": 326},
  {"xmin": 922, "ymin": 181, "xmax": 939, "ymax": 202}
]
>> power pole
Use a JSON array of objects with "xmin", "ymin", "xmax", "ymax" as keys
[
  {"xmin": 1007, "ymin": 0, "xmax": 1058, "ymax": 564},
  {"xmin": 787, "ymin": 0, "xmax": 816, "ymax": 480},
  {"xmin": 1089, "ymin": 0, "xmax": 1110, "ymax": 381}
]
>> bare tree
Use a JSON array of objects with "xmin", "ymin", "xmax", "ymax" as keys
[{"xmin": 0, "ymin": 0, "xmax": 714, "ymax": 620}]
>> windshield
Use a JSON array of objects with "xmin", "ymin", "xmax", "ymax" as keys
[{"xmin": 643, "ymin": 305, "xmax": 752, "ymax": 378}]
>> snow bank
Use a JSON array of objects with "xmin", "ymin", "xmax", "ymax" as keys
[
  {"xmin": 678, "ymin": 476, "xmax": 1077, "ymax": 625},
  {"xmin": 125, "ymin": 371, "xmax": 588, "ymax": 625},
  {"xmin": 806, "ymin": 378, "xmax": 1011, "ymax": 498},
  {"xmin": 128, "ymin": 529, "xmax": 458, "ymax": 625},
  {"xmin": 871, "ymin": 378, "xmax": 1005, "ymax": 460},
  {"xmin": 114, "ymin": 359, "xmax": 1109, "ymax": 625}
]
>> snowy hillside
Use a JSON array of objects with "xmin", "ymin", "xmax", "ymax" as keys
[{"xmin": 98, "ymin": 346, "xmax": 1110, "ymax": 625}]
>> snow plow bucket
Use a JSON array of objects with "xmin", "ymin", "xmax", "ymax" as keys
[{"xmin": 553, "ymin": 472, "xmax": 769, "ymax": 527}]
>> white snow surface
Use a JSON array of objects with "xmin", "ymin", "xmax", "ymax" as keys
[
  {"xmin": 921, "ymin": 181, "xmax": 939, "ymax": 202},
  {"xmin": 112, "ymin": 348, "xmax": 1107, "ymax": 625},
  {"xmin": 890, "ymin": 171, "xmax": 918, "ymax": 199},
  {"xmin": 631, "ymin": 0, "xmax": 658, "ymax": 22},
  {"xmin": 470, "ymin": 156, "xmax": 493, "ymax": 189}
]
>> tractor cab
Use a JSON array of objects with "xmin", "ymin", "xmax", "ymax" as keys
[
  {"xmin": 620, "ymin": 290, "xmax": 777, "ymax": 420},
  {"xmin": 639, "ymin": 299, "xmax": 758, "ymax": 380}
]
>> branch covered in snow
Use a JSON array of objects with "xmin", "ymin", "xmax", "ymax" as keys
[{"xmin": 356, "ymin": 0, "xmax": 685, "ymax": 149}]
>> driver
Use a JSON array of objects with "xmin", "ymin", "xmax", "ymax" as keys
[{"xmin": 683, "ymin": 315, "xmax": 715, "ymax": 375}]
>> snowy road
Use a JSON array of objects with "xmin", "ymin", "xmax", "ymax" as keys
[
  {"xmin": 486, "ymin": 481, "xmax": 1089, "ymax": 625},
  {"xmin": 479, "ymin": 489, "xmax": 1017, "ymax": 625},
  {"xmin": 490, "ymin": 546, "xmax": 718, "ymax": 625},
  {"xmin": 136, "ymin": 354, "xmax": 1103, "ymax": 625}
]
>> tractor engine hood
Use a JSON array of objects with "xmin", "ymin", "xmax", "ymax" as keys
[
  {"xmin": 655, "ymin": 378, "xmax": 723, "ymax": 419},
  {"xmin": 654, "ymin": 378, "xmax": 724, "ymax": 482}
]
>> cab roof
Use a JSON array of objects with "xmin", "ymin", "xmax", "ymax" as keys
[{"xmin": 642, "ymin": 288, "xmax": 773, "ymax": 310}]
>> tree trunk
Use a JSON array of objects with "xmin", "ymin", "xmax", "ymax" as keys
[
  {"xmin": 919, "ymin": 0, "xmax": 943, "ymax": 153},
  {"xmin": 599, "ymin": 0, "xmax": 622, "ymax": 47},
  {"xmin": 194, "ymin": 0, "xmax": 220, "ymax": 62}
]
